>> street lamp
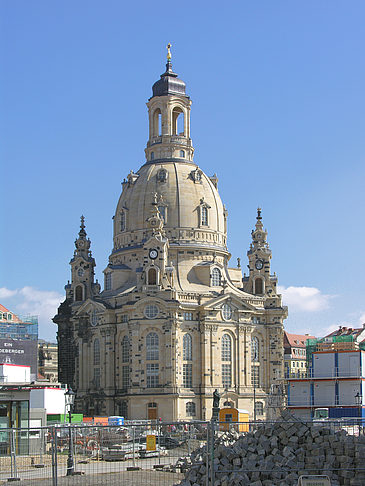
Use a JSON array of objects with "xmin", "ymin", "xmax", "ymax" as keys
[
  {"xmin": 355, "ymin": 391, "xmax": 362, "ymax": 419},
  {"xmin": 65, "ymin": 387, "xmax": 75, "ymax": 476}
]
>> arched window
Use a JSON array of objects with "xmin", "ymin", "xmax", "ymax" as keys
[
  {"xmin": 180, "ymin": 150, "xmax": 185, "ymax": 158},
  {"xmin": 151, "ymin": 151, "xmax": 154, "ymax": 160},
  {"xmin": 75, "ymin": 285, "xmax": 83, "ymax": 301},
  {"xmin": 122, "ymin": 336, "xmax": 129, "ymax": 363},
  {"xmin": 186, "ymin": 402, "xmax": 196, "ymax": 417},
  {"xmin": 93, "ymin": 339, "xmax": 100, "ymax": 366},
  {"xmin": 251, "ymin": 337, "xmax": 259, "ymax": 362},
  {"xmin": 201, "ymin": 206, "xmax": 208, "ymax": 226},
  {"xmin": 211, "ymin": 268, "xmax": 221, "ymax": 286},
  {"xmin": 183, "ymin": 334, "xmax": 192, "ymax": 361},
  {"xmin": 148, "ymin": 268, "xmax": 157, "ymax": 285},
  {"xmin": 254, "ymin": 278, "xmax": 263, "ymax": 295},
  {"xmin": 222, "ymin": 334, "xmax": 232, "ymax": 388},
  {"xmin": 120, "ymin": 211, "xmax": 126, "ymax": 231},
  {"xmin": 146, "ymin": 332, "xmax": 159, "ymax": 360},
  {"xmin": 222, "ymin": 334, "xmax": 232, "ymax": 361},
  {"xmin": 251, "ymin": 336, "xmax": 260, "ymax": 387},
  {"xmin": 153, "ymin": 108, "xmax": 162, "ymax": 136},
  {"xmin": 172, "ymin": 107, "xmax": 184, "ymax": 135}
]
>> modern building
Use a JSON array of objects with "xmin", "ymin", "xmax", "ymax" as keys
[
  {"xmin": 284, "ymin": 332, "xmax": 315, "ymax": 378},
  {"xmin": 38, "ymin": 340, "xmax": 58, "ymax": 382},
  {"xmin": 287, "ymin": 337, "xmax": 365, "ymax": 420},
  {"xmin": 0, "ymin": 304, "xmax": 38, "ymax": 381},
  {"xmin": 54, "ymin": 49, "xmax": 288, "ymax": 421}
]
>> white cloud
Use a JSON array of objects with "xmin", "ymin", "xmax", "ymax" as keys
[
  {"xmin": 0, "ymin": 287, "xmax": 18, "ymax": 299},
  {"xmin": 0, "ymin": 286, "xmax": 63, "ymax": 341},
  {"xmin": 358, "ymin": 312, "xmax": 365, "ymax": 325},
  {"xmin": 278, "ymin": 285, "xmax": 333, "ymax": 312}
]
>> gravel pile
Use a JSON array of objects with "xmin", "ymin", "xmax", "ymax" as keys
[{"xmin": 177, "ymin": 410, "xmax": 365, "ymax": 486}]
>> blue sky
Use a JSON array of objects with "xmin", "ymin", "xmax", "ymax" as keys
[{"xmin": 1, "ymin": 1, "xmax": 364, "ymax": 341}]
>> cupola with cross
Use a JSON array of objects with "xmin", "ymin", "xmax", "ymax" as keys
[
  {"xmin": 145, "ymin": 44, "xmax": 194, "ymax": 163},
  {"xmin": 67, "ymin": 216, "xmax": 100, "ymax": 303}
]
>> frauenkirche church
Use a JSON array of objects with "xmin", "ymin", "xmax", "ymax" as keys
[{"xmin": 54, "ymin": 47, "xmax": 287, "ymax": 421}]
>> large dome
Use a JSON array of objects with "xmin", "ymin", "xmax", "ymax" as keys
[{"xmin": 113, "ymin": 160, "xmax": 227, "ymax": 253}]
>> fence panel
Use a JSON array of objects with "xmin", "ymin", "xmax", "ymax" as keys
[{"xmin": 1, "ymin": 418, "xmax": 364, "ymax": 485}]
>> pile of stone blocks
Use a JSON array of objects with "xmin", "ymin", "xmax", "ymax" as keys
[{"xmin": 177, "ymin": 411, "xmax": 365, "ymax": 486}]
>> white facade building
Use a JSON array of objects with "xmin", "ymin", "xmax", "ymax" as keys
[{"xmin": 288, "ymin": 348, "xmax": 365, "ymax": 420}]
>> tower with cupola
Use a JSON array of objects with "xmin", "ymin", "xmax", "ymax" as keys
[{"xmin": 66, "ymin": 216, "xmax": 100, "ymax": 303}]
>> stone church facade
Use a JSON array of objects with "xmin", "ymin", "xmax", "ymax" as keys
[{"xmin": 54, "ymin": 51, "xmax": 287, "ymax": 421}]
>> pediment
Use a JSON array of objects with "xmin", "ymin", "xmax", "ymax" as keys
[
  {"xmin": 74, "ymin": 299, "xmax": 106, "ymax": 316},
  {"xmin": 203, "ymin": 292, "xmax": 257, "ymax": 312}
]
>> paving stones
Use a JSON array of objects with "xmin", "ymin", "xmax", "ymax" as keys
[{"xmin": 177, "ymin": 412, "xmax": 365, "ymax": 486}]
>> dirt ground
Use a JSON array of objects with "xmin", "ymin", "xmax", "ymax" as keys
[{"xmin": 1, "ymin": 470, "xmax": 184, "ymax": 486}]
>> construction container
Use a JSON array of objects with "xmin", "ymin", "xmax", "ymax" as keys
[{"xmin": 219, "ymin": 407, "xmax": 249, "ymax": 432}]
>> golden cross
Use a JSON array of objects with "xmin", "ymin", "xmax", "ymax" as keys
[{"xmin": 167, "ymin": 43, "xmax": 172, "ymax": 61}]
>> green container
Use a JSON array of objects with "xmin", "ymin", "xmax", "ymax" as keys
[{"xmin": 47, "ymin": 413, "xmax": 83, "ymax": 424}]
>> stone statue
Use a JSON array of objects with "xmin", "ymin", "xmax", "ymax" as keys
[{"xmin": 213, "ymin": 389, "xmax": 221, "ymax": 409}]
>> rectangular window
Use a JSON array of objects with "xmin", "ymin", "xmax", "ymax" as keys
[
  {"xmin": 94, "ymin": 368, "xmax": 100, "ymax": 388},
  {"xmin": 122, "ymin": 365, "xmax": 129, "ymax": 389},
  {"xmin": 251, "ymin": 366, "xmax": 260, "ymax": 387},
  {"xmin": 146, "ymin": 363, "xmax": 159, "ymax": 388},
  {"xmin": 255, "ymin": 402, "xmax": 264, "ymax": 416},
  {"xmin": 222, "ymin": 363, "xmax": 231, "ymax": 388},
  {"xmin": 201, "ymin": 207, "xmax": 208, "ymax": 226},
  {"xmin": 105, "ymin": 273, "xmax": 112, "ymax": 291},
  {"xmin": 121, "ymin": 314, "xmax": 128, "ymax": 323},
  {"xmin": 183, "ymin": 363, "xmax": 192, "ymax": 388},
  {"xmin": 183, "ymin": 312, "xmax": 193, "ymax": 321}
]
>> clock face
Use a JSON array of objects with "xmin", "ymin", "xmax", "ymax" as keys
[
  {"xmin": 255, "ymin": 259, "xmax": 263, "ymax": 270},
  {"xmin": 78, "ymin": 268, "xmax": 84, "ymax": 277},
  {"xmin": 149, "ymin": 249, "xmax": 158, "ymax": 260},
  {"xmin": 79, "ymin": 240, "xmax": 84, "ymax": 247}
]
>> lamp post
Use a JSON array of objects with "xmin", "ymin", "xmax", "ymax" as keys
[
  {"xmin": 65, "ymin": 387, "xmax": 75, "ymax": 476},
  {"xmin": 355, "ymin": 391, "xmax": 362, "ymax": 424}
]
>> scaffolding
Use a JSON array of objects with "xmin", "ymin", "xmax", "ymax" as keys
[{"xmin": 0, "ymin": 316, "xmax": 38, "ymax": 341}]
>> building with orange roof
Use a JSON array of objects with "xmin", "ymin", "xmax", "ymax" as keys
[{"xmin": 284, "ymin": 331, "xmax": 315, "ymax": 379}]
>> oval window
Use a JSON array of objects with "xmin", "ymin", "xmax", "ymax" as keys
[
  {"xmin": 145, "ymin": 304, "xmax": 159, "ymax": 319},
  {"xmin": 222, "ymin": 303, "xmax": 232, "ymax": 321}
]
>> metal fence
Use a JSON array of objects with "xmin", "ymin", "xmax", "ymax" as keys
[
  {"xmin": 0, "ymin": 421, "xmax": 209, "ymax": 485},
  {"xmin": 0, "ymin": 419, "xmax": 364, "ymax": 485}
]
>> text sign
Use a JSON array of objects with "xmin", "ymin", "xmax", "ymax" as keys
[{"xmin": 146, "ymin": 434, "xmax": 156, "ymax": 451}]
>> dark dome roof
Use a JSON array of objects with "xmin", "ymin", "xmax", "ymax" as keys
[{"xmin": 152, "ymin": 61, "xmax": 187, "ymax": 97}]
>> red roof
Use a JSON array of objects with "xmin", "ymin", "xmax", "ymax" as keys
[
  {"xmin": 0, "ymin": 304, "xmax": 10, "ymax": 313},
  {"xmin": 324, "ymin": 326, "xmax": 363, "ymax": 339},
  {"xmin": 0, "ymin": 304, "xmax": 22, "ymax": 323},
  {"xmin": 284, "ymin": 331, "xmax": 316, "ymax": 348}
]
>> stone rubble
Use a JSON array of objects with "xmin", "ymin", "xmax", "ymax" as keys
[{"xmin": 176, "ymin": 410, "xmax": 365, "ymax": 486}]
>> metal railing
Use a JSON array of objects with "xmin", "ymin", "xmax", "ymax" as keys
[{"xmin": 0, "ymin": 418, "xmax": 364, "ymax": 485}]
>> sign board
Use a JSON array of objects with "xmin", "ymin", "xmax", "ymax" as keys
[
  {"xmin": 298, "ymin": 475, "xmax": 331, "ymax": 486},
  {"xmin": 0, "ymin": 338, "xmax": 37, "ymax": 378},
  {"xmin": 146, "ymin": 434, "xmax": 156, "ymax": 451},
  {"xmin": 108, "ymin": 416, "xmax": 125, "ymax": 426}
]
